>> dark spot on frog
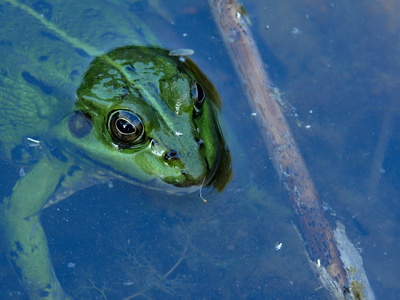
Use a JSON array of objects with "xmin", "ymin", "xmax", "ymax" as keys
[
  {"xmin": 70, "ymin": 69, "xmax": 80, "ymax": 81},
  {"xmin": 15, "ymin": 241, "xmax": 23, "ymax": 252},
  {"xmin": 124, "ymin": 65, "xmax": 136, "ymax": 74},
  {"xmin": 39, "ymin": 289, "xmax": 50, "ymax": 297},
  {"xmin": 38, "ymin": 55, "xmax": 48, "ymax": 62},
  {"xmin": 68, "ymin": 111, "xmax": 93, "ymax": 138},
  {"xmin": 75, "ymin": 48, "xmax": 90, "ymax": 58},
  {"xmin": 67, "ymin": 165, "xmax": 82, "ymax": 177},
  {"xmin": 147, "ymin": 82, "xmax": 159, "ymax": 94},
  {"xmin": 40, "ymin": 30, "xmax": 60, "ymax": 41},
  {"xmin": 21, "ymin": 71, "xmax": 53, "ymax": 95},
  {"xmin": 49, "ymin": 148, "xmax": 68, "ymax": 163},
  {"xmin": 54, "ymin": 175, "xmax": 66, "ymax": 192},
  {"xmin": 129, "ymin": 0, "xmax": 148, "ymax": 12},
  {"xmin": 32, "ymin": 1, "xmax": 52, "ymax": 20},
  {"xmin": 120, "ymin": 87, "xmax": 129, "ymax": 99}
]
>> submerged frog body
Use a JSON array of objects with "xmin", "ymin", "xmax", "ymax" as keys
[{"xmin": 0, "ymin": 1, "xmax": 230, "ymax": 299}]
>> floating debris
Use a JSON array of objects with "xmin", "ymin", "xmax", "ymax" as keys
[
  {"xmin": 26, "ymin": 137, "xmax": 40, "ymax": 147},
  {"xmin": 169, "ymin": 48, "xmax": 194, "ymax": 57},
  {"xmin": 275, "ymin": 242, "xmax": 283, "ymax": 251},
  {"xmin": 292, "ymin": 27, "xmax": 302, "ymax": 35}
]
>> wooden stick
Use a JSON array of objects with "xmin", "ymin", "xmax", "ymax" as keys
[{"xmin": 208, "ymin": 0, "xmax": 351, "ymax": 297}]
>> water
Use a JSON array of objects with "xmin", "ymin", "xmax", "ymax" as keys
[{"xmin": 0, "ymin": 0, "xmax": 399, "ymax": 299}]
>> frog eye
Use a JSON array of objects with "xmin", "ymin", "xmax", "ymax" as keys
[
  {"xmin": 108, "ymin": 110, "xmax": 145, "ymax": 146},
  {"xmin": 192, "ymin": 82, "xmax": 205, "ymax": 112}
]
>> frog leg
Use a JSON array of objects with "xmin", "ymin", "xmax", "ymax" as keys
[
  {"xmin": 1, "ymin": 156, "xmax": 72, "ymax": 299},
  {"xmin": 44, "ymin": 164, "xmax": 111, "ymax": 209}
]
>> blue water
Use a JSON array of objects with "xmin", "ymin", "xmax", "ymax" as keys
[{"xmin": 1, "ymin": 0, "xmax": 400, "ymax": 299}]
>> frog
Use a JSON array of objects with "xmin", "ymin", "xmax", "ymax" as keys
[{"xmin": 0, "ymin": 1, "xmax": 231, "ymax": 299}]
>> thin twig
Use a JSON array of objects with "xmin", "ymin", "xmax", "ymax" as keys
[{"xmin": 207, "ymin": 0, "xmax": 371, "ymax": 298}]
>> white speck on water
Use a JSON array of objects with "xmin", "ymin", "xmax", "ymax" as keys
[
  {"xmin": 292, "ymin": 27, "xmax": 302, "ymax": 35},
  {"xmin": 275, "ymin": 242, "xmax": 283, "ymax": 251}
]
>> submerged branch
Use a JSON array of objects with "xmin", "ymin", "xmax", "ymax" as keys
[{"xmin": 208, "ymin": 0, "xmax": 375, "ymax": 299}]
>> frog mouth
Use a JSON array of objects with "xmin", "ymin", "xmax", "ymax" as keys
[
  {"xmin": 77, "ymin": 147, "xmax": 213, "ymax": 193},
  {"xmin": 175, "ymin": 157, "xmax": 213, "ymax": 188}
]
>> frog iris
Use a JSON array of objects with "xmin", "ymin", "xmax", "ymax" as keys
[{"xmin": 108, "ymin": 110, "xmax": 145, "ymax": 146}]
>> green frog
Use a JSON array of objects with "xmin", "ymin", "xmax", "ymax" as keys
[{"xmin": 0, "ymin": 1, "xmax": 231, "ymax": 299}]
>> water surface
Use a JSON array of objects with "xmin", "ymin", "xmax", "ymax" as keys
[{"xmin": 1, "ymin": 1, "xmax": 399, "ymax": 299}]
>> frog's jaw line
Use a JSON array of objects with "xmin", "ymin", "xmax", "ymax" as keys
[{"xmin": 116, "ymin": 172, "xmax": 202, "ymax": 195}]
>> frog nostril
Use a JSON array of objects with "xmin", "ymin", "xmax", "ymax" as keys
[
  {"xmin": 150, "ymin": 139, "xmax": 158, "ymax": 147},
  {"xmin": 196, "ymin": 138, "xmax": 204, "ymax": 147},
  {"xmin": 164, "ymin": 149, "xmax": 180, "ymax": 160}
]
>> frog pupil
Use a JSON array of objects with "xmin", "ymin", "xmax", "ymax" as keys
[
  {"xmin": 196, "ymin": 82, "xmax": 205, "ymax": 103},
  {"xmin": 116, "ymin": 118, "xmax": 135, "ymax": 134}
]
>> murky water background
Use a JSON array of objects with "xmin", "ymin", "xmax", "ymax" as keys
[{"xmin": 1, "ymin": 1, "xmax": 399, "ymax": 299}]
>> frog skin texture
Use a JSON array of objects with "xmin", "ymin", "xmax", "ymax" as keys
[{"xmin": 0, "ymin": 1, "xmax": 231, "ymax": 299}]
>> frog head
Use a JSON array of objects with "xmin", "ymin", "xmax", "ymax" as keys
[{"xmin": 57, "ymin": 46, "xmax": 231, "ymax": 193}]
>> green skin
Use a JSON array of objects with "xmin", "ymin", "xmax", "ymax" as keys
[{"xmin": 0, "ymin": 1, "xmax": 230, "ymax": 299}]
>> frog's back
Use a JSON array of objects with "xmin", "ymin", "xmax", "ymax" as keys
[{"xmin": 0, "ymin": 0, "xmax": 156, "ymax": 159}]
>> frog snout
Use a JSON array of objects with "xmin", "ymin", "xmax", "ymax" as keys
[{"xmin": 161, "ymin": 146, "xmax": 209, "ymax": 186}]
